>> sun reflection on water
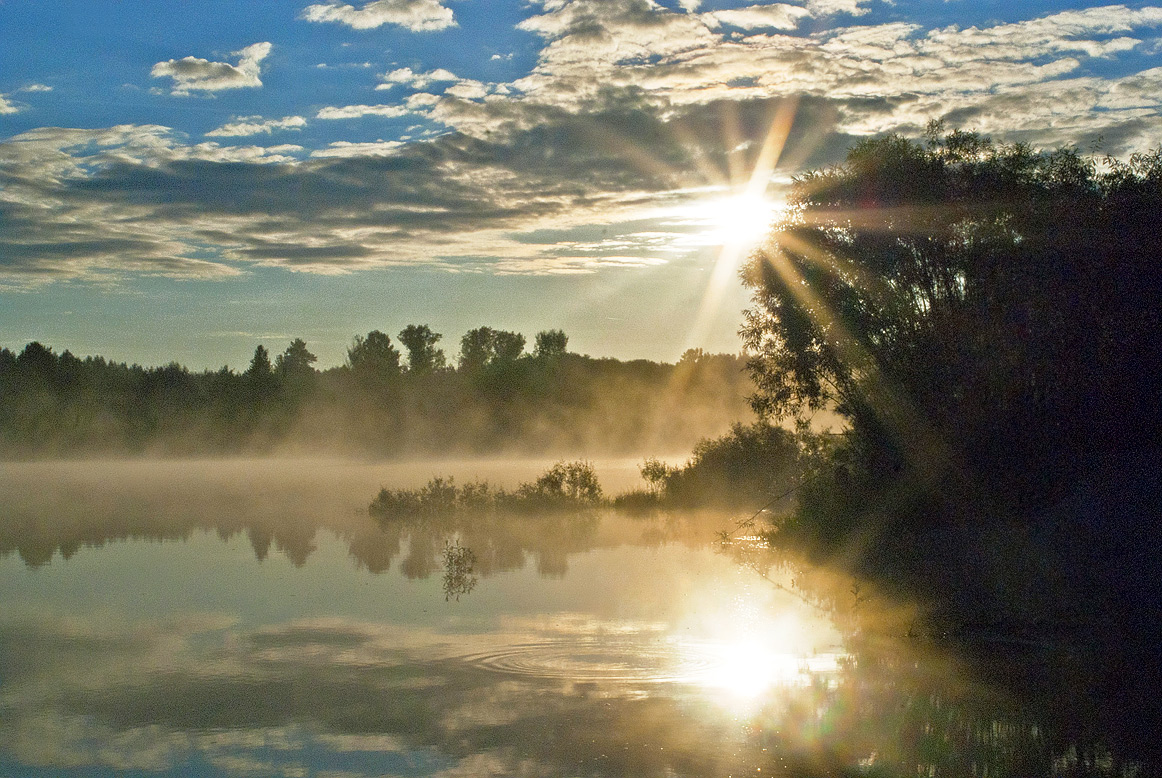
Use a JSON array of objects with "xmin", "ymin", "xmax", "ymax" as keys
[{"xmin": 670, "ymin": 576, "xmax": 845, "ymax": 714}]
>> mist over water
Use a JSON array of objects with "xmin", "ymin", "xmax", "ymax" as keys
[{"xmin": 2, "ymin": 459, "xmax": 1158, "ymax": 777}]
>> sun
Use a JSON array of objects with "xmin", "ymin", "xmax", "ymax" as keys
[{"xmin": 701, "ymin": 191, "xmax": 783, "ymax": 249}]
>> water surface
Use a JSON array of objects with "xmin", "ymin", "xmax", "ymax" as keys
[{"xmin": 2, "ymin": 460, "xmax": 1157, "ymax": 777}]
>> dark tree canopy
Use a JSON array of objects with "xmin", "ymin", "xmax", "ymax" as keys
[
  {"xmin": 398, "ymin": 324, "xmax": 446, "ymax": 375},
  {"xmin": 276, "ymin": 339, "xmax": 317, "ymax": 380},
  {"xmin": 347, "ymin": 331, "xmax": 401, "ymax": 381},
  {"xmin": 742, "ymin": 127, "xmax": 1162, "ymax": 515},
  {"xmin": 458, "ymin": 327, "xmax": 525, "ymax": 370},
  {"xmin": 246, "ymin": 345, "xmax": 273, "ymax": 379},
  {"xmin": 534, "ymin": 329, "xmax": 569, "ymax": 360},
  {"xmin": 491, "ymin": 331, "xmax": 526, "ymax": 363}
]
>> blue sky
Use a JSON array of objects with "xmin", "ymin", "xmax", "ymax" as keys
[{"xmin": 3, "ymin": 0, "xmax": 1162, "ymax": 369}]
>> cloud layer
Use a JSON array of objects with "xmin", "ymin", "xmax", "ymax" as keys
[{"xmin": 3, "ymin": 2, "xmax": 1162, "ymax": 284}]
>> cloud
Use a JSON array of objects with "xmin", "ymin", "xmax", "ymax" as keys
[
  {"xmin": 377, "ymin": 66, "xmax": 459, "ymax": 90},
  {"xmin": 299, "ymin": 0, "xmax": 456, "ymax": 31},
  {"xmin": 806, "ymin": 0, "xmax": 873, "ymax": 16},
  {"xmin": 5, "ymin": 2, "xmax": 1162, "ymax": 285},
  {"xmin": 205, "ymin": 116, "xmax": 307, "ymax": 137},
  {"xmin": 20, "ymin": 83, "xmax": 54, "ymax": 93},
  {"xmin": 310, "ymin": 140, "xmax": 405, "ymax": 157},
  {"xmin": 151, "ymin": 42, "xmax": 272, "ymax": 96},
  {"xmin": 703, "ymin": 4, "xmax": 811, "ymax": 30},
  {"xmin": 315, "ymin": 104, "xmax": 412, "ymax": 119},
  {"xmin": 0, "ymin": 94, "xmax": 23, "ymax": 114},
  {"xmin": 499, "ymin": 0, "xmax": 1162, "ymax": 145}
]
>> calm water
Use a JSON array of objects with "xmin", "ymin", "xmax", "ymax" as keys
[{"xmin": 1, "ymin": 460, "xmax": 1158, "ymax": 777}]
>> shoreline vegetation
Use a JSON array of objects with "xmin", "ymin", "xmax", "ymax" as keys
[
  {"xmin": 0, "ymin": 329, "xmax": 752, "ymax": 458},
  {"xmin": 368, "ymin": 421, "xmax": 805, "ymax": 520}
]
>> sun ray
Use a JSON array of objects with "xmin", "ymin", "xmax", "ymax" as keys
[{"xmin": 683, "ymin": 98, "xmax": 799, "ymax": 351}]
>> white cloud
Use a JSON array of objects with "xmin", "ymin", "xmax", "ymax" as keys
[
  {"xmin": 6, "ymin": 3, "xmax": 1162, "ymax": 285},
  {"xmin": 444, "ymin": 79, "xmax": 490, "ymax": 99},
  {"xmin": 151, "ymin": 42, "xmax": 272, "ymax": 96},
  {"xmin": 703, "ymin": 4, "xmax": 811, "ymax": 30},
  {"xmin": 300, "ymin": 0, "xmax": 455, "ymax": 31},
  {"xmin": 20, "ymin": 83, "xmax": 54, "ymax": 93},
  {"xmin": 376, "ymin": 66, "xmax": 459, "ymax": 89},
  {"xmin": 315, "ymin": 104, "xmax": 411, "ymax": 119},
  {"xmin": 205, "ymin": 116, "xmax": 307, "ymax": 137},
  {"xmin": 310, "ymin": 140, "xmax": 405, "ymax": 157},
  {"xmin": 806, "ymin": 0, "xmax": 873, "ymax": 16},
  {"xmin": 405, "ymin": 92, "xmax": 442, "ymax": 109},
  {"xmin": 0, "ymin": 94, "xmax": 23, "ymax": 114}
]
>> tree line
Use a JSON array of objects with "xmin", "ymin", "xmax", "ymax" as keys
[{"xmin": 0, "ymin": 326, "xmax": 754, "ymax": 457}]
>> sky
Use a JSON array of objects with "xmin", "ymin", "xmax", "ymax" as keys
[{"xmin": 2, "ymin": 0, "xmax": 1161, "ymax": 369}]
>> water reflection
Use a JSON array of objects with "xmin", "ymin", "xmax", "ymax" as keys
[{"xmin": 1, "ymin": 461, "xmax": 1159, "ymax": 776}]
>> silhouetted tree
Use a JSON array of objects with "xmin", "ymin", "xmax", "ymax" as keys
[
  {"xmin": 246, "ymin": 345, "xmax": 274, "ymax": 380},
  {"xmin": 275, "ymin": 338, "xmax": 318, "ymax": 405},
  {"xmin": 398, "ymin": 324, "xmax": 446, "ymax": 374},
  {"xmin": 17, "ymin": 341, "xmax": 57, "ymax": 379},
  {"xmin": 458, "ymin": 327, "xmax": 496, "ymax": 372},
  {"xmin": 276, "ymin": 339, "xmax": 317, "ymax": 382},
  {"xmin": 347, "ymin": 331, "xmax": 401, "ymax": 382},
  {"xmin": 492, "ymin": 330, "xmax": 526, "ymax": 363},
  {"xmin": 244, "ymin": 344, "xmax": 277, "ymax": 402},
  {"xmin": 742, "ymin": 126, "xmax": 1162, "ymax": 521},
  {"xmin": 534, "ymin": 329, "xmax": 569, "ymax": 360}
]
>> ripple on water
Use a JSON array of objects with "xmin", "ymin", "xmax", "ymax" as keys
[{"xmin": 457, "ymin": 637, "xmax": 719, "ymax": 684}]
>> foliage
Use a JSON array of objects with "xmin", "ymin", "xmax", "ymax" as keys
[
  {"xmin": 398, "ymin": 324, "xmax": 446, "ymax": 374},
  {"xmin": 0, "ymin": 328, "xmax": 754, "ymax": 457},
  {"xmin": 741, "ymin": 127, "xmax": 1162, "ymax": 525},
  {"xmin": 533, "ymin": 329, "xmax": 569, "ymax": 360},
  {"xmin": 347, "ymin": 330, "xmax": 401, "ymax": 380},
  {"xmin": 370, "ymin": 461, "xmax": 604, "ymax": 520},
  {"xmin": 276, "ymin": 339, "xmax": 316, "ymax": 377},
  {"xmin": 441, "ymin": 541, "xmax": 477, "ymax": 601},
  {"xmin": 639, "ymin": 457, "xmax": 677, "ymax": 494},
  {"xmin": 625, "ymin": 422, "xmax": 802, "ymax": 508},
  {"xmin": 517, "ymin": 460, "xmax": 602, "ymax": 503},
  {"xmin": 458, "ymin": 326, "xmax": 526, "ymax": 371}
]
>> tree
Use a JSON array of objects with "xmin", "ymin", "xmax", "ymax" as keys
[
  {"xmin": 458, "ymin": 327, "xmax": 496, "ymax": 372},
  {"xmin": 398, "ymin": 324, "xmax": 446, "ymax": 375},
  {"xmin": 244, "ymin": 344, "xmax": 277, "ymax": 403},
  {"xmin": 276, "ymin": 338, "xmax": 317, "ymax": 399},
  {"xmin": 534, "ymin": 329, "xmax": 569, "ymax": 360},
  {"xmin": 276, "ymin": 339, "xmax": 317, "ymax": 381},
  {"xmin": 246, "ymin": 345, "xmax": 273, "ymax": 379},
  {"xmin": 458, "ymin": 327, "xmax": 525, "ymax": 370},
  {"xmin": 347, "ymin": 331, "xmax": 401, "ymax": 382},
  {"xmin": 491, "ymin": 330, "xmax": 526, "ymax": 363},
  {"xmin": 741, "ymin": 127, "xmax": 1162, "ymax": 517}
]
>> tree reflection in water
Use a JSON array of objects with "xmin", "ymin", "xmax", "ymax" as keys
[
  {"xmin": 1, "ymin": 461, "xmax": 1159, "ymax": 777},
  {"xmin": 442, "ymin": 540, "xmax": 477, "ymax": 601}
]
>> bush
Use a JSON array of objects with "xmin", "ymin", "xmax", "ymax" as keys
[
  {"xmin": 369, "ymin": 461, "xmax": 605, "ymax": 520},
  {"xmin": 627, "ymin": 423, "xmax": 802, "ymax": 508}
]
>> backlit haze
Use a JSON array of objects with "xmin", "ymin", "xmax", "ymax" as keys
[{"xmin": 3, "ymin": 0, "xmax": 1162, "ymax": 369}]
